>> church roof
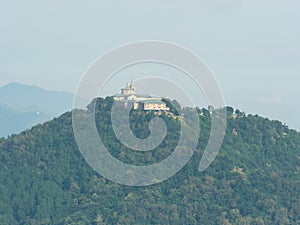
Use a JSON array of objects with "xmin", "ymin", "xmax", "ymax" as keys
[{"xmin": 121, "ymin": 87, "xmax": 134, "ymax": 90}]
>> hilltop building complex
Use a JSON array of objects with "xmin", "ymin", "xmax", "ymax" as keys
[{"xmin": 113, "ymin": 80, "xmax": 170, "ymax": 111}]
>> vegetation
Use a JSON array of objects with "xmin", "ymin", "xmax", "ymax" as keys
[{"xmin": 0, "ymin": 97, "xmax": 299, "ymax": 224}]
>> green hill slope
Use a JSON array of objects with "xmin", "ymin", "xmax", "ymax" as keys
[{"xmin": 0, "ymin": 97, "xmax": 299, "ymax": 224}]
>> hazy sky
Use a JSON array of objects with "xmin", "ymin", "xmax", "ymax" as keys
[{"xmin": 0, "ymin": 0, "xmax": 299, "ymax": 130}]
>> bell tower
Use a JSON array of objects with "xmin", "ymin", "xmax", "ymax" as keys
[{"xmin": 121, "ymin": 80, "xmax": 135, "ymax": 96}]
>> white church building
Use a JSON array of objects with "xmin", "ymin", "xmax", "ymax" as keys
[{"xmin": 113, "ymin": 80, "xmax": 169, "ymax": 111}]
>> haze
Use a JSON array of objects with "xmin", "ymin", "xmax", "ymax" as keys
[{"xmin": 0, "ymin": 0, "xmax": 299, "ymax": 130}]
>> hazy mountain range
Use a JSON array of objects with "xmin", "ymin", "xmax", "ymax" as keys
[{"xmin": 0, "ymin": 82, "xmax": 86, "ymax": 137}]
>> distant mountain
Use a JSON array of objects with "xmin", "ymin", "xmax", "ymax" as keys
[
  {"xmin": 0, "ymin": 97, "xmax": 299, "ymax": 224},
  {"xmin": 0, "ymin": 82, "xmax": 87, "ymax": 137}
]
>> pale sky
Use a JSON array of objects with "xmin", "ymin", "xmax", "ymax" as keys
[{"xmin": 0, "ymin": 0, "xmax": 299, "ymax": 130}]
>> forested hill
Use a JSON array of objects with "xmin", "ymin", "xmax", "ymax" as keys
[{"xmin": 0, "ymin": 97, "xmax": 299, "ymax": 224}]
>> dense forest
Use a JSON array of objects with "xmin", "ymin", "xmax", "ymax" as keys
[{"xmin": 0, "ymin": 97, "xmax": 299, "ymax": 224}]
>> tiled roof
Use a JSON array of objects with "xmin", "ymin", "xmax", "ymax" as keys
[
  {"xmin": 135, "ymin": 94, "xmax": 152, "ymax": 98},
  {"xmin": 140, "ymin": 100, "xmax": 165, "ymax": 104}
]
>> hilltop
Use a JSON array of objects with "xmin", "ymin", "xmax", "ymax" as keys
[{"xmin": 0, "ymin": 97, "xmax": 299, "ymax": 224}]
